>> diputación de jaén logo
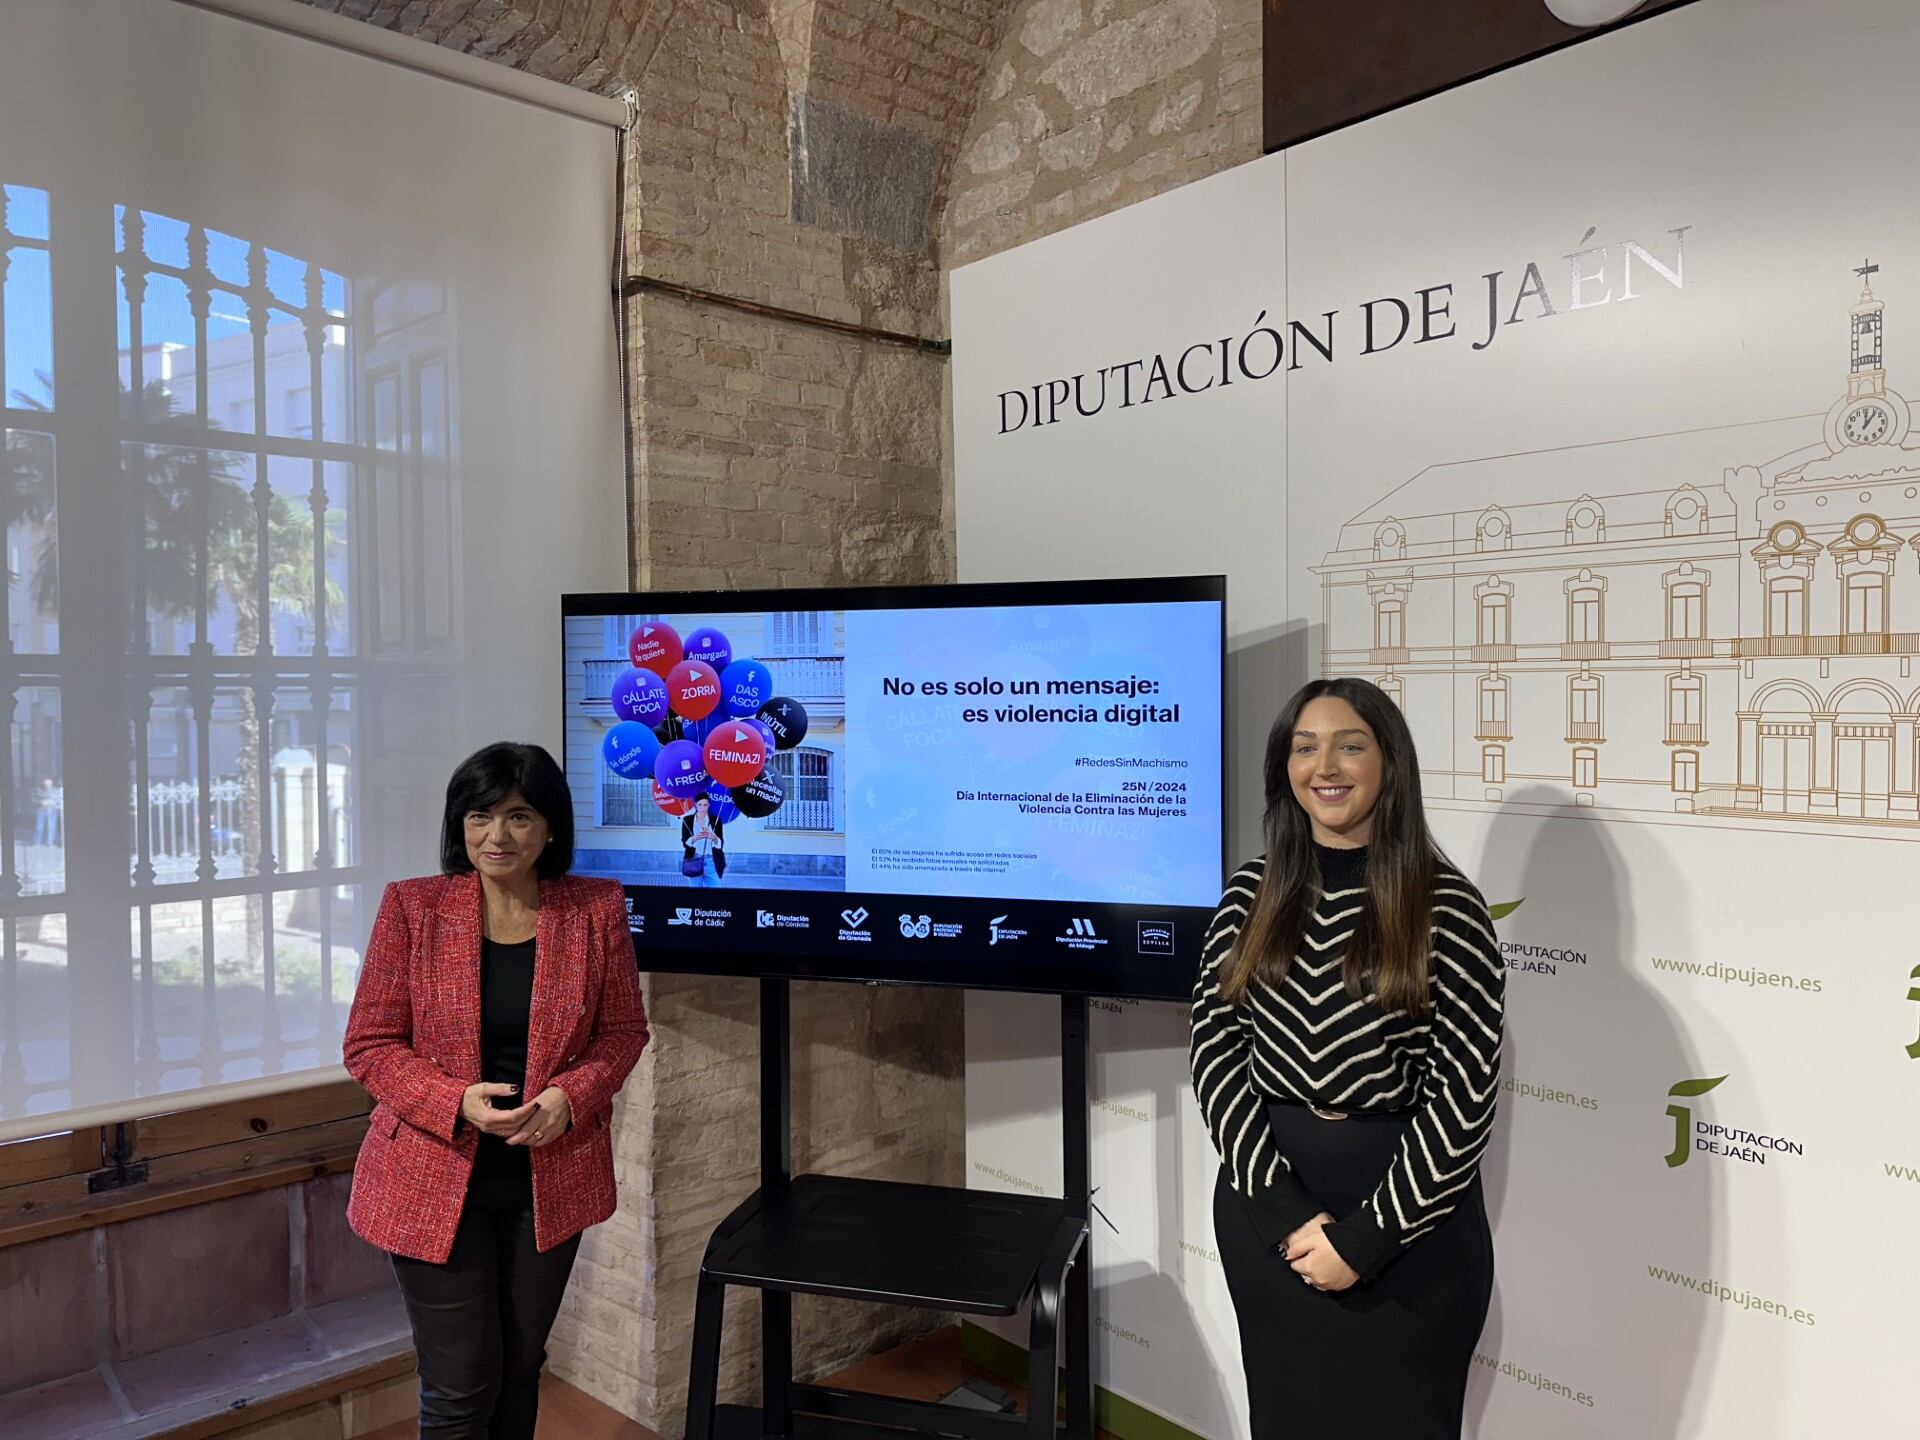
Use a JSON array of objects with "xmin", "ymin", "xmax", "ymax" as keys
[
  {"xmin": 1906, "ymin": 964, "xmax": 1920, "ymax": 1060},
  {"xmin": 1664, "ymin": 1075, "xmax": 1727, "ymax": 1168}
]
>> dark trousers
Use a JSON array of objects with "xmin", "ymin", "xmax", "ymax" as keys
[{"xmin": 390, "ymin": 1199, "xmax": 582, "ymax": 1440}]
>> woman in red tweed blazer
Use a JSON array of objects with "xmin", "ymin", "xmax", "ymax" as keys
[{"xmin": 344, "ymin": 742, "xmax": 648, "ymax": 1440}]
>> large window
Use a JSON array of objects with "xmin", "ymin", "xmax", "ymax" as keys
[
  {"xmin": 1845, "ymin": 572, "xmax": 1886, "ymax": 635},
  {"xmin": 1568, "ymin": 586, "xmax": 1604, "ymax": 644},
  {"xmin": 1477, "ymin": 674, "xmax": 1509, "ymax": 740},
  {"xmin": 0, "ymin": 196, "xmax": 373, "ymax": 1119},
  {"xmin": 1478, "ymin": 592, "xmax": 1509, "ymax": 647},
  {"xmin": 1375, "ymin": 598, "xmax": 1404, "ymax": 651},
  {"xmin": 1768, "ymin": 576, "xmax": 1807, "ymax": 638},
  {"xmin": 0, "ymin": 0, "xmax": 625, "ymax": 1133},
  {"xmin": 1568, "ymin": 675, "xmax": 1602, "ymax": 742},
  {"xmin": 1668, "ymin": 583, "xmax": 1705, "ymax": 641},
  {"xmin": 1672, "ymin": 750, "xmax": 1699, "ymax": 794}
]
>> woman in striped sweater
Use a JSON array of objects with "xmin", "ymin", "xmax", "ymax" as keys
[{"xmin": 1190, "ymin": 677, "xmax": 1503, "ymax": 1439}]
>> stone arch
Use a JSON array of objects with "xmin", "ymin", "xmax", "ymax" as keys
[
  {"xmin": 1749, "ymin": 678, "xmax": 1822, "ymax": 713},
  {"xmin": 1565, "ymin": 494, "xmax": 1606, "ymax": 543},
  {"xmin": 1665, "ymin": 483, "xmax": 1708, "ymax": 536},
  {"xmin": 1475, "ymin": 504, "xmax": 1513, "ymax": 552},
  {"xmin": 1828, "ymin": 678, "xmax": 1902, "ymax": 714},
  {"xmin": 939, "ymin": 0, "xmax": 1255, "ymax": 264}
]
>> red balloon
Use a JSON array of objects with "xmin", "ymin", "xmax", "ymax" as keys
[
  {"xmin": 667, "ymin": 659, "xmax": 722, "ymax": 720},
  {"xmin": 703, "ymin": 721, "xmax": 769, "ymax": 788},
  {"xmin": 653, "ymin": 780, "xmax": 695, "ymax": 817},
  {"xmin": 629, "ymin": 622, "xmax": 684, "ymax": 677}
]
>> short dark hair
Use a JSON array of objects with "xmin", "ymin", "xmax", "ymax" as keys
[{"xmin": 440, "ymin": 742, "xmax": 575, "ymax": 879}]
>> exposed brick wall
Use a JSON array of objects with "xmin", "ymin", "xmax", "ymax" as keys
[
  {"xmin": 283, "ymin": 3, "xmax": 1277, "ymax": 1435},
  {"xmin": 940, "ymin": 0, "xmax": 1262, "ymax": 265},
  {"xmin": 580, "ymin": 1, "xmax": 967, "ymax": 1432}
]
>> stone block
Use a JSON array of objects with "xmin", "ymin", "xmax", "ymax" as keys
[
  {"xmin": 1039, "ymin": 0, "xmax": 1219, "ymax": 110},
  {"xmin": 1020, "ymin": 0, "xmax": 1085, "ymax": 58},
  {"xmin": 790, "ymin": 95, "xmax": 940, "ymax": 253}
]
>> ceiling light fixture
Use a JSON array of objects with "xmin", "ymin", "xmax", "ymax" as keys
[{"xmin": 1545, "ymin": 0, "xmax": 1647, "ymax": 26}]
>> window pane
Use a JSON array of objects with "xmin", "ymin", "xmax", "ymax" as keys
[
  {"xmin": 134, "ymin": 271, "xmax": 197, "ymax": 423},
  {"xmin": 3, "ymin": 910, "xmax": 72, "ymax": 1118},
  {"xmin": 268, "ymin": 456, "xmax": 326, "ymax": 655},
  {"xmin": 319, "ymin": 323, "xmax": 349, "ymax": 443},
  {"xmin": 323, "ymin": 698, "xmax": 355, "ymax": 870},
  {"xmin": 207, "ymin": 287, "xmax": 254, "ymax": 434},
  {"xmin": 205, "ymin": 228, "xmax": 249, "ymax": 290},
  {"xmin": 266, "ymin": 315, "xmax": 314, "ymax": 440},
  {"xmin": 140, "ymin": 210, "xmax": 189, "ymax": 270},
  {"xmin": 264, "ymin": 249, "xmax": 307, "ymax": 310},
  {"xmin": 4, "ymin": 233, "xmax": 53, "ymax": 411},
  {"xmin": 323, "ymin": 460, "xmax": 353, "ymax": 654},
  {"xmin": 270, "ymin": 881, "xmax": 365, "ymax": 1054},
  {"xmin": 5, "ymin": 428, "xmax": 57, "ymax": 653},
  {"xmin": 124, "ymin": 444, "xmax": 257, "ymax": 654},
  {"xmin": 12, "ymin": 685, "xmax": 63, "ymax": 898},
  {"xmin": 210, "ymin": 686, "xmax": 262, "ymax": 878},
  {"xmin": 136, "ymin": 685, "xmax": 198, "ymax": 884},
  {"xmin": 138, "ymin": 899, "xmax": 214, "ymax": 1089}
]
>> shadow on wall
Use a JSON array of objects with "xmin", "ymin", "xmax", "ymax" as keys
[
  {"xmin": 1468, "ymin": 787, "xmax": 1722, "ymax": 1438},
  {"xmin": 1225, "ymin": 621, "xmax": 1314, "ymax": 862}
]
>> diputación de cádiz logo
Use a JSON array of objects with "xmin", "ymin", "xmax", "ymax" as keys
[{"xmin": 1664, "ymin": 1075, "xmax": 1727, "ymax": 1168}]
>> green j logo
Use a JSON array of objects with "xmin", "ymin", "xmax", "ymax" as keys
[
  {"xmin": 1906, "ymin": 965, "xmax": 1920, "ymax": 1061},
  {"xmin": 1665, "ymin": 1075, "xmax": 1727, "ymax": 1168},
  {"xmin": 1490, "ymin": 899, "xmax": 1525, "ymax": 922}
]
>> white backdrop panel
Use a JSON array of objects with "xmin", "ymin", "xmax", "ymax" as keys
[{"xmin": 951, "ymin": 1, "xmax": 1919, "ymax": 1434}]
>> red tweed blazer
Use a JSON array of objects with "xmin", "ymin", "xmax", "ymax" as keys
[{"xmin": 343, "ymin": 872, "xmax": 649, "ymax": 1262}]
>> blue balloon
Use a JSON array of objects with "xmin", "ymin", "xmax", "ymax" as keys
[
  {"xmin": 680, "ymin": 710, "xmax": 724, "ymax": 747},
  {"xmin": 611, "ymin": 666, "xmax": 669, "ymax": 726},
  {"xmin": 602, "ymin": 722, "xmax": 661, "ymax": 780},
  {"xmin": 703, "ymin": 781, "xmax": 740, "ymax": 825},
  {"xmin": 654, "ymin": 738, "xmax": 710, "ymax": 801},
  {"xmin": 746, "ymin": 716, "xmax": 777, "ymax": 754},
  {"xmin": 683, "ymin": 626, "xmax": 734, "ymax": 673},
  {"xmin": 720, "ymin": 659, "xmax": 774, "ymax": 718}
]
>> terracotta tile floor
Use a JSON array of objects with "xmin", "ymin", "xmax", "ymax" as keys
[{"xmin": 363, "ymin": 1325, "xmax": 1069, "ymax": 1440}]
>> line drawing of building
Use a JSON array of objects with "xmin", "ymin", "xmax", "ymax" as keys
[{"xmin": 1316, "ymin": 264, "xmax": 1920, "ymax": 838}]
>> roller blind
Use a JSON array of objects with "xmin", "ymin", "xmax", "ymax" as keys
[{"xmin": 0, "ymin": 0, "xmax": 626, "ymax": 1139}]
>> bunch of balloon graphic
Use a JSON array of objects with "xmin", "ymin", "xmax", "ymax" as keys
[{"xmin": 598, "ymin": 622, "xmax": 811, "ymax": 826}]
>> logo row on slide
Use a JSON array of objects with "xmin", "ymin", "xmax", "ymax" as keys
[{"xmin": 632, "ymin": 902, "xmax": 1176, "ymax": 955}]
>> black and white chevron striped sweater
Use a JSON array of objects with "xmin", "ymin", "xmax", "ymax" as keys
[{"xmin": 1189, "ymin": 844, "xmax": 1504, "ymax": 1281}]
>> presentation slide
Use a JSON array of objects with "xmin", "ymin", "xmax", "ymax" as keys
[
  {"xmin": 563, "ymin": 581, "xmax": 1222, "ymax": 995},
  {"xmin": 844, "ymin": 602, "xmax": 1221, "ymax": 907}
]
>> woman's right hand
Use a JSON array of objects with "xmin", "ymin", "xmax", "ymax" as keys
[{"xmin": 459, "ymin": 1082, "xmax": 536, "ymax": 1136}]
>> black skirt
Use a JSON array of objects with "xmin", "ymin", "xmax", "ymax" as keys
[{"xmin": 1212, "ymin": 1102, "xmax": 1493, "ymax": 1440}]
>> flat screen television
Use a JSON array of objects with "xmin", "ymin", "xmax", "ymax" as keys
[{"xmin": 561, "ymin": 576, "xmax": 1224, "ymax": 999}]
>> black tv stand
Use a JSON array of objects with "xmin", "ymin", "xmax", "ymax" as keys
[{"xmin": 684, "ymin": 979, "xmax": 1093, "ymax": 1440}]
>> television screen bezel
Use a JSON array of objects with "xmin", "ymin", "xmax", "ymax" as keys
[{"xmin": 561, "ymin": 574, "xmax": 1226, "ymax": 1000}]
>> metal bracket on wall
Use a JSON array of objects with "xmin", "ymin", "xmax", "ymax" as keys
[
  {"xmin": 87, "ymin": 1122, "xmax": 149, "ymax": 1194},
  {"xmin": 618, "ymin": 274, "xmax": 952, "ymax": 355}
]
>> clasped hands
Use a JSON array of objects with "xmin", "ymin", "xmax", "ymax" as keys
[
  {"xmin": 459, "ymin": 1083, "xmax": 573, "ymax": 1147},
  {"xmin": 1283, "ymin": 1212, "xmax": 1359, "ymax": 1292}
]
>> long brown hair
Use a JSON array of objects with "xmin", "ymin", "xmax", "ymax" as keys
[{"xmin": 1220, "ymin": 677, "xmax": 1442, "ymax": 1015}]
